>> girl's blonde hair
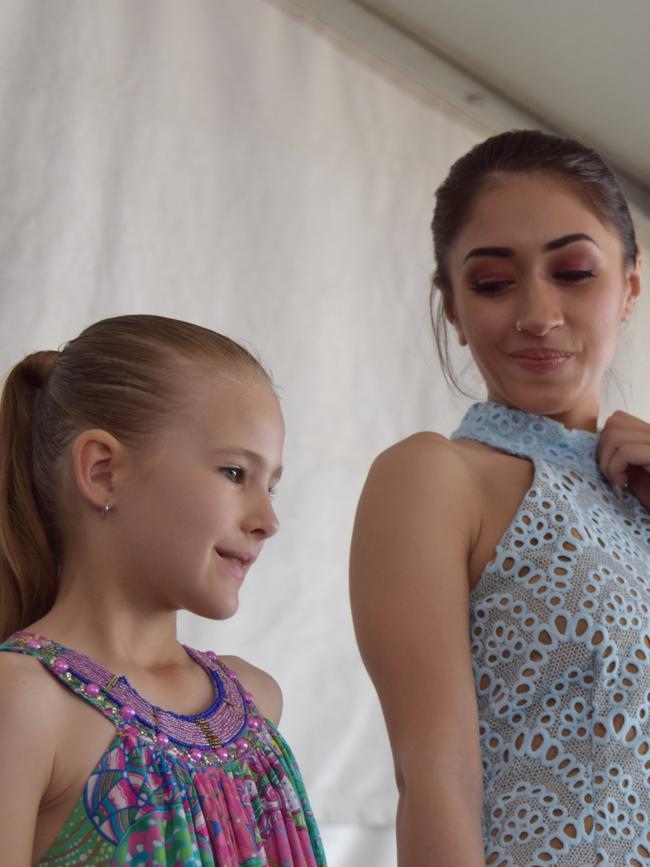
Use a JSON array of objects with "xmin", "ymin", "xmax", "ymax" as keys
[{"xmin": 0, "ymin": 314, "xmax": 270, "ymax": 640}]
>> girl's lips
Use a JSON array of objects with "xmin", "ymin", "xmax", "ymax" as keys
[
  {"xmin": 508, "ymin": 350, "xmax": 573, "ymax": 372},
  {"xmin": 214, "ymin": 548, "xmax": 256, "ymax": 581}
]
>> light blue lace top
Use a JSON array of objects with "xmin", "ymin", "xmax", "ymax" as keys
[{"xmin": 451, "ymin": 401, "xmax": 650, "ymax": 866}]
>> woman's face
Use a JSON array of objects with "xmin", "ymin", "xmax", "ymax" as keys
[{"xmin": 446, "ymin": 174, "xmax": 641, "ymax": 429}]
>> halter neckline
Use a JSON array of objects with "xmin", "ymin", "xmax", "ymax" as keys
[
  {"xmin": 451, "ymin": 400, "xmax": 600, "ymax": 477},
  {"xmin": 8, "ymin": 630, "xmax": 251, "ymax": 752}
]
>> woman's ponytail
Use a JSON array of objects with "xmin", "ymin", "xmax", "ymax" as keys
[{"xmin": 0, "ymin": 351, "xmax": 59, "ymax": 640}]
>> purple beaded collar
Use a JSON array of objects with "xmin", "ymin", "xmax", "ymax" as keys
[{"xmin": 5, "ymin": 631, "xmax": 264, "ymax": 763}]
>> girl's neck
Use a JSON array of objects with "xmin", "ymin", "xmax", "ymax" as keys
[{"xmin": 29, "ymin": 562, "xmax": 187, "ymax": 673}]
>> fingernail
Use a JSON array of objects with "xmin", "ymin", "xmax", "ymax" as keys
[{"xmin": 613, "ymin": 484, "xmax": 623, "ymax": 499}]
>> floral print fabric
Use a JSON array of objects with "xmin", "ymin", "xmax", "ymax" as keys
[{"xmin": 0, "ymin": 634, "xmax": 326, "ymax": 867}]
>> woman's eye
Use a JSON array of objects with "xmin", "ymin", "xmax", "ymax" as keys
[
  {"xmin": 220, "ymin": 466, "xmax": 244, "ymax": 483},
  {"xmin": 470, "ymin": 279, "xmax": 514, "ymax": 294},
  {"xmin": 554, "ymin": 269, "xmax": 595, "ymax": 283}
]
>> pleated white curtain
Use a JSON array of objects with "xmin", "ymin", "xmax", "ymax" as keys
[{"xmin": 0, "ymin": 1, "xmax": 648, "ymax": 864}]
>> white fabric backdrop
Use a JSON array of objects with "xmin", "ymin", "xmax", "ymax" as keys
[{"xmin": 0, "ymin": 1, "xmax": 648, "ymax": 864}]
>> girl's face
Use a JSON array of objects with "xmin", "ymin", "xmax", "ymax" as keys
[
  {"xmin": 446, "ymin": 174, "xmax": 641, "ymax": 428},
  {"xmin": 117, "ymin": 375, "xmax": 284, "ymax": 620}
]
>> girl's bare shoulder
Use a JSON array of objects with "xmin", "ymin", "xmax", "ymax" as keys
[
  {"xmin": 0, "ymin": 651, "xmax": 66, "ymax": 784},
  {"xmin": 0, "ymin": 650, "xmax": 68, "ymax": 728},
  {"xmin": 218, "ymin": 655, "xmax": 283, "ymax": 727}
]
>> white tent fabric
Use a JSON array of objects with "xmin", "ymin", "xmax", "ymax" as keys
[{"xmin": 0, "ymin": 1, "xmax": 648, "ymax": 864}]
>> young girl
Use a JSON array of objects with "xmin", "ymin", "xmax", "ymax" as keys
[
  {"xmin": 350, "ymin": 131, "xmax": 650, "ymax": 865},
  {"xmin": 0, "ymin": 315, "xmax": 326, "ymax": 866}
]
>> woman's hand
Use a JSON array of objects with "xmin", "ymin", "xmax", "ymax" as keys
[{"xmin": 598, "ymin": 410, "xmax": 650, "ymax": 510}]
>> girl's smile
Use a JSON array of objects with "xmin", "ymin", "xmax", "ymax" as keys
[{"xmin": 108, "ymin": 378, "xmax": 284, "ymax": 621}]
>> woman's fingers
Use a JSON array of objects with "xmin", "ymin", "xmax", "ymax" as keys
[{"xmin": 598, "ymin": 412, "xmax": 650, "ymax": 495}]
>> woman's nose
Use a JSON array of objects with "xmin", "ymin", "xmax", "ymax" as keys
[{"xmin": 515, "ymin": 282, "xmax": 564, "ymax": 336}]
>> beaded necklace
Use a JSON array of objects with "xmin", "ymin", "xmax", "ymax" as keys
[{"xmin": 10, "ymin": 630, "xmax": 265, "ymax": 767}]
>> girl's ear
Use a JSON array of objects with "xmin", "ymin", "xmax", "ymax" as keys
[
  {"xmin": 71, "ymin": 429, "xmax": 124, "ymax": 513},
  {"xmin": 622, "ymin": 252, "xmax": 643, "ymax": 321}
]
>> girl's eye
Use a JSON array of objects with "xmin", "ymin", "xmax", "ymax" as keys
[
  {"xmin": 470, "ymin": 279, "xmax": 514, "ymax": 295},
  {"xmin": 268, "ymin": 485, "xmax": 278, "ymax": 499},
  {"xmin": 554, "ymin": 268, "xmax": 595, "ymax": 284},
  {"xmin": 220, "ymin": 466, "xmax": 244, "ymax": 483}
]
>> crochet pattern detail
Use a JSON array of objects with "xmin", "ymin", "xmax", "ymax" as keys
[{"xmin": 452, "ymin": 402, "xmax": 650, "ymax": 866}]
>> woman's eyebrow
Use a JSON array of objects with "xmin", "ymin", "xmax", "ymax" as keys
[
  {"xmin": 463, "ymin": 246, "xmax": 513, "ymax": 263},
  {"xmin": 543, "ymin": 232, "xmax": 599, "ymax": 251},
  {"xmin": 462, "ymin": 233, "xmax": 599, "ymax": 263}
]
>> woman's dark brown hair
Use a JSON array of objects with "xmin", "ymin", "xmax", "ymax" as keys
[
  {"xmin": 0, "ymin": 314, "xmax": 269, "ymax": 640},
  {"xmin": 430, "ymin": 129, "xmax": 639, "ymax": 392}
]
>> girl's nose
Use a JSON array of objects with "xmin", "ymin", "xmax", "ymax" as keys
[{"xmin": 244, "ymin": 495, "xmax": 280, "ymax": 539}]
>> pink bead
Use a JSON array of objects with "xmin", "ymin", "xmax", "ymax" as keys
[
  {"xmin": 216, "ymin": 748, "xmax": 230, "ymax": 762},
  {"xmin": 243, "ymin": 691, "xmax": 254, "ymax": 704},
  {"xmin": 235, "ymin": 738, "xmax": 248, "ymax": 753},
  {"xmin": 120, "ymin": 706, "xmax": 136, "ymax": 721},
  {"xmin": 156, "ymin": 733, "xmax": 170, "ymax": 746},
  {"xmin": 206, "ymin": 651, "xmax": 217, "ymax": 661},
  {"xmin": 190, "ymin": 749, "xmax": 203, "ymax": 762},
  {"xmin": 84, "ymin": 683, "xmax": 101, "ymax": 697},
  {"xmin": 249, "ymin": 717, "xmax": 261, "ymax": 730},
  {"xmin": 53, "ymin": 657, "xmax": 69, "ymax": 674},
  {"xmin": 124, "ymin": 725, "xmax": 139, "ymax": 737},
  {"xmin": 228, "ymin": 670, "xmax": 238, "ymax": 681},
  {"xmin": 26, "ymin": 639, "xmax": 41, "ymax": 649}
]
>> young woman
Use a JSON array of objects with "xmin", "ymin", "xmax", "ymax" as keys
[
  {"xmin": 350, "ymin": 130, "xmax": 650, "ymax": 866},
  {"xmin": 0, "ymin": 314, "xmax": 326, "ymax": 866}
]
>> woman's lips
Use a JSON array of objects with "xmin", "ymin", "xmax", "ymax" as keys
[{"xmin": 508, "ymin": 348, "xmax": 574, "ymax": 372}]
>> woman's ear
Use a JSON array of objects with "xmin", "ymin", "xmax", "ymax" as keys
[
  {"xmin": 71, "ymin": 429, "xmax": 124, "ymax": 513},
  {"xmin": 445, "ymin": 303, "xmax": 467, "ymax": 346},
  {"xmin": 622, "ymin": 252, "xmax": 643, "ymax": 321}
]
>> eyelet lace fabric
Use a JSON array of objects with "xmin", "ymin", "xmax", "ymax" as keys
[{"xmin": 451, "ymin": 401, "xmax": 650, "ymax": 866}]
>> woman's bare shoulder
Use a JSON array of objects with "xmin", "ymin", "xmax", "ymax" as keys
[{"xmin": 369, "ymin": 429, "xmax": 477, "ymax": 493}]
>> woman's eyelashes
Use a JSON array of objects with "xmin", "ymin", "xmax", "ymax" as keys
[
  {"xmin": 469, "ymin": 266, "xmax": 597, "ymax": 294},
  {"xmin": 470, "ymin": 275, "xmax": 514, "ymax": 294},
  {"xmin": 553, "ymin": 268, "xmax": 596, "ymax": 284}
]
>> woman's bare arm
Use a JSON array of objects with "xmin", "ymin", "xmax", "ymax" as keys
[{"xmin": 350, "ymin": 433, "xmax": 485, "ymax": 866}]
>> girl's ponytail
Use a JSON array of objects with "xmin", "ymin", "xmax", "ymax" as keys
[{"xmin": 0, "ymin": 351, "xmax": 59, "ymax": 640}]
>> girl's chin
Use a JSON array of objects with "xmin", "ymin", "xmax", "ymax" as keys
[{"xmin": 185, "ymin": 591, "xmax": 241, "ymax": 622}]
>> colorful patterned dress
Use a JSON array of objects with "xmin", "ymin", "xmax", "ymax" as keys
[
  {"xmin": 451, "ymin": 401, "xmax": 650, "ymax": 866},
  {"xmin": 0, "ymin": 631, "xmax": 326, "ymax": 866}
]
